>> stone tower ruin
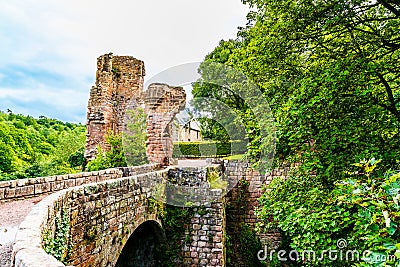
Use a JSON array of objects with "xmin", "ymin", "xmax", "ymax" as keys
[
  {"xmin": 144, "ymin": 83, "xmax": 186, "ymax": 165},
  {"xmin": 85, "ymin": 53, "xmax": 145, "ymax": 161},
  {"xmin": 85, "ymin": 53, "xmax": 186, "ymax": 166}
]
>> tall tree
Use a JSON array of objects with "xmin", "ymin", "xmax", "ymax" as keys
[{"xmin": 194, "ymin": 2, "xmax": 400, "ymax": 264}]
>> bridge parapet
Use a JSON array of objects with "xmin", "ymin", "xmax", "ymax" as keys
[
  {"xmin": 12, "ymin": 168, "xmax": 167, "ymax": 267},
  {"xmin": 0, "ymin": 164, "xmax": 160, "ymax": 203}
]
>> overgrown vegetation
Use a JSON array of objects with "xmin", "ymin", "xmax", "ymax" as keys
[
  {"xmin": 172, "ymin": 140, "xmax": 247, "ymax": 158},
  {"xmin": 122, "ymin": 108, "xmax": 148, "ymax": 166},
  {"xmin": 225, "ymin": 179, "xmax": 264, "ymax": 266},
  {"xmin": 0, "ymin": 110, "xmax": 86, "ymax": 180},
  {"xmin": 258, "ymin": 159, "xmax": 400, "ymax": 266},
  {"xmin": 43, "ymin": 208, "xmax": 71, "ymax": 264},
  {"xmin": 155, "ymin": 204, "xmax": 195, "ymax": 266},
  {"xmin": 86, "ymin": 108, "xmax": 148, "ymax": 171},
  {"xmin": 86, "ymin": 132, "xmax": 127, "ymax": 171},
  {"xmin": 207, "ymin": 168, "xmax": 227, "ymax": 190},
  {"xmin": 194, "ymin": 0, "xmax": 400, "ymax": 266}
]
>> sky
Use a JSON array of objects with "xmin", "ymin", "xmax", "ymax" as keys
[{"xmin": 0, "ymin": 0, "xmax": 250, "ymax": 123}]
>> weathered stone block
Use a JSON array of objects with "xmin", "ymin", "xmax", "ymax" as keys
[
  {"xmin": 15, "ymin": 186, "xmax": 34, "ymax": 197},
  {"xmin": 35, "ymin": 183, "xmax": 51, "ymax": 194}
]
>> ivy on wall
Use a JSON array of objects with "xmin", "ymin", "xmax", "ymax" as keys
[
  {"xmin": 155, "ymin": 204, "xmax": 195, "ymax": 266},
  {"xmin": 225, "ymin": 179, "xmax": 264, "ymax": 266},
  {"xmin": 43, "ymin": 208, "xmax": 71, "ymax": 264}
]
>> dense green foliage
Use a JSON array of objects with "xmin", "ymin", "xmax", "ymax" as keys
[
  {"xmin": 258, "ymin": 159, "xmax": 400, "ymax": 266},
  {"xmin": 43, "ymin": 208, "xmax": 71, "ymax": 264},
  {"xmin": 194, "ymin": 0, "xmax": 400, "ymax": 265},
  {"xmin": 0, "ymin": 111, "xmax": 86, "ymax": 180},
  {"xmin": 194, "ymin": 0, "xmax": 400, "ymax": 175},
  {"xmin": 172, "ymin": 140, "xmax": 247, "ymax": 158},
  {"xmin": 155, "ymin": 204, "xmax": 195, "ymax": 266},
  {"xmin": 86, "ymin": 132, "xmax": 127, "ymax": 171}
]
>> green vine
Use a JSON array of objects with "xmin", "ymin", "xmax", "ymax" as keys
[
  {"xmin": 43, "ymin": 208, "xmax": 71, "ymax": 264},
  {"xmin": 83, "ymin": 225, "xmax": 98, "ymax": 244},
  {"xmin": 155, "ymin": 204, "xmax": 195, "ymax": 266},
  {"xmin": 111, "ymin": 67, "xmax": 121, "ymax": 79},
  {"xmin": 207, "ymin": 168, "xmax": 228, "ymax": 190},
  {"xmin": 148, "ymin": 197, "xmax": 165, "ymax": 218},
  {"xmin": 225, "ymin": 179, "xmax": 264, "ymax": 266}
]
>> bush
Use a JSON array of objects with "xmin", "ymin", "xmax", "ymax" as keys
[
  {"xmin": 172, "ymin": 140, "xmax": 247, "ymax": 158},
  {"xmin": 86, "ymin": 132, "xmax": 127, "ymax": 172},
  {"xmin": 257, "ymin": 158, "xmax": 400, "ymax": 266},
  {"xmin": 86, "ymin": 147, "xmax": 110, "ymax": 172}
]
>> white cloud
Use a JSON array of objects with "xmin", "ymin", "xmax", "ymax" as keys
[
  {"xmin": 0, "ymin": 87, "xmax": 87, "ymax": 108},
  {"xmin": 0, "ymin": 0, "xmax": 249, "ymax": 122}
]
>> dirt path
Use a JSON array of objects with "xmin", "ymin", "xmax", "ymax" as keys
[{"xmin": 0, "ymin": 196, "xmax": 45, "ymax": 267}]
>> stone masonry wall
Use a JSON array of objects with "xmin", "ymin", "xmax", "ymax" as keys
[
  {"xmin": 223, "ymin": 160, "xmax": 289, "ymax": 266},
  {"xmin": 165, "ymin": 166, "xmax": 225, "ymax": 266},
  {"xmin": 182, "ymin": 202, "xmax": 225, "ymax": 266},
  {"xmin": 85, "ymin": 53, "xmax": 145, "ymax": 161},
  {"xmin": 9, "ymin": 158, "xmax": 288, "ymax": 267},
  {"xmin": 0, "ymin": 164, "xmax": 159, "ymax": 203},
  {"xmin": 144, "ymin": 83, "xmax": 186, "ymax": 166}
]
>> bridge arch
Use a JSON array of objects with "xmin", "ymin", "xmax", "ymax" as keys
[{"xmin": 115, "ymin": 220, "xmax": 165, "ymax": 267}]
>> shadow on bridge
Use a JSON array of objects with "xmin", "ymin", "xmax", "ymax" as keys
[{"xmin": 115, "ymin": 220, "xmax": 165, "ymax": 267}]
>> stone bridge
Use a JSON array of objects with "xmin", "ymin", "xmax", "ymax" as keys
[
  {"xmin": 3, "ymin": 160, "xmax": 287, "ymax": 267},
  {"xmin": 0, "ymin": 53, "xmax": 288, "ymax": 267},
  {"xmin": 9, "ymin": 164, "xmax": 227, "ymax": 267}
]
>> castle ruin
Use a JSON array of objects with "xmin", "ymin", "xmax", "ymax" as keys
[{"xmin": 84, "ymin": 53, "xmax": 186, "ymax": 166}]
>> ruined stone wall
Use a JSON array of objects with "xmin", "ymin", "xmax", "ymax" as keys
[
  {"xmin": 144, "ymin": 83, "xmax": 186, "ymax": 166},
  {"xmin": 85, "ymin": 53, "xmax": 145, "ymax": 161},
  {"xmin": 85, "ymin": 54, "xmax": 187, "ymax": 167},
  {"xmin": 223, "ymin": 160, "xmax": 288, "ymax": 266},
  {"xmin": 166, "ymin": 167, "xmax": 225, "ymax": 266},
  {"xmin": 181, "ymin": 202, "xmax": 225, "ymax": 266}
]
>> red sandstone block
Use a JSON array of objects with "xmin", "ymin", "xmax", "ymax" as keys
[
  {"xmin": 26, "ymin": 178, "xmax": 36, "ymax": 185},
  {"xmin": 16, "ymin": 179, "xmax": 27, "ymax": 187},
  {"xmin": 34, "ymin": 183, "xmax": 51, "ymax": 194},
  {"xmin": 0, "ymin": 188, "xmax": 4, "ymax": 199},
  {"xmin": 85, "ymin": 175, "xmax": 97, "ymax": 184},
  {"xmin": 15, "ymin": 185, "xmax": 34, "ymax": 197},
  {"xmin": 71, "ymin": 257, "xmax": 83, "ymax": 266},
  {"xmin": 53, "ymin": 181, "xmax": 64, "ymax": 191},
  {"xmin": 65, "ymin": 179, "xmax": 76, "ymax": 188},
  {"xmin": 213, "ymin": 236, "xmax": 222, "ymax": 242},
  {"xmin": 0, "ymin": 181, "xmax": 11, "ymax": 188},
  {"xmin": 97, "ymin": 175, "xmax": 106, "ymax": 182},
  {"xmin": 76, "ymin": 178, "xmax": 85, "ymax": 186}
]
